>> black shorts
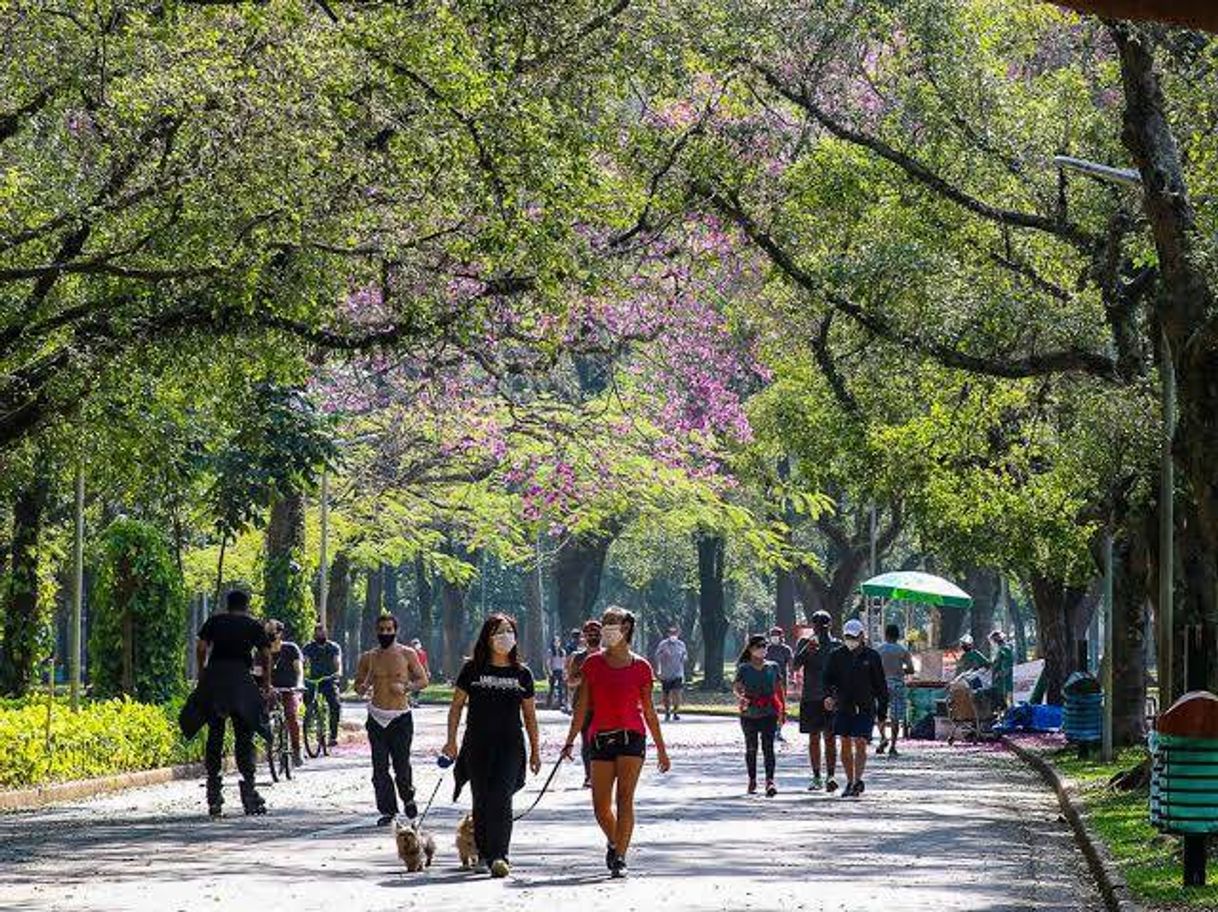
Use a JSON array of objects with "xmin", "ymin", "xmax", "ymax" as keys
[
  {"xmin": 590, "ymin": 729, "xmax": 646, "ymax": 762},
  {"xmin": 661, "ymin": 677, "xmax": 684, "ymax": 694},
  {"xmin": 799, "ymin": 700, "xmax": 834, "ymax": 734}
]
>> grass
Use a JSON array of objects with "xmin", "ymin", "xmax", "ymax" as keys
[{"xmin": 1042, "ymin": 744, "xmax": 1218, "ymax": 910}]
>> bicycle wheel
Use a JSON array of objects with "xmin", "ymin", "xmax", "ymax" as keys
[
  {"xmin": 303, "ymin": 700, "xmax": 322, "ymax": 759},
  {"xmin": 318, "ymin": 700, "xmax": 330, "ymax": 757},
  {"xmin": 279, "ymin": 720, "xmax": 293, "ymax": 780},
  {"xmin": 266, "ymin": 716, "xmax": 282, "ymax": 783}
]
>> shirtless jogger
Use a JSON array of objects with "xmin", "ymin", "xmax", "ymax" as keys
[{"xmin": 356, "ymin": 614, "xmax": 430, "ymax": 825}]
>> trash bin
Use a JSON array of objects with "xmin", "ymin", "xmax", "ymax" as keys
[
  {"xmin": 1062, "ymin": 671, "xmax": 1103, "ymax": 744},
  {"xmin": 1150, "ymin": 691, "xmax": 1218, "ymax": 836}
]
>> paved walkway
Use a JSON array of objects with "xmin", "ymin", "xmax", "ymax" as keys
[{"xmin": 0, "ymin": 709, "xmax": 1101, "ymax": 912}]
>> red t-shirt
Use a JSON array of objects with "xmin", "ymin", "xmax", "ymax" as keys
[{"xmin": 581, "ymin": 652, "xmax": 654, "ymax": 736}]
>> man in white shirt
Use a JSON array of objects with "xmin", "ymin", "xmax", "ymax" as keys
[{"xmin": 653, "ymin": 626, "xmax": 688, "ymax": 721}]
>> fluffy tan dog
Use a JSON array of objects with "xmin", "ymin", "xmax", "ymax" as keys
[
  {"xmin": 456, "ymin": 812, "xmax": 478, "ymax": 869},
  {"xmin": 393, "ymin": 818, "xmax": 436, "ymax": 873}
]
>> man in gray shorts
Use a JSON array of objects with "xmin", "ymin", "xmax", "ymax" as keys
[{"xmin": 653, "ymin": 626, "xmax": 688, "ymax": 721}]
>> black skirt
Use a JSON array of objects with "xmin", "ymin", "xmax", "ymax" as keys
[
  {"xmin": 452, "ymin": 733, "xmax": 526, "ymax": 802},
  {"xmin": 179, "ymin": 659, "xmax": 269, "ymax": 741}
]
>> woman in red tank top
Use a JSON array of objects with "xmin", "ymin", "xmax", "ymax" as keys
[{"xmin": 562, "ymin": 606, "xmax": 670, "ymax": 878}]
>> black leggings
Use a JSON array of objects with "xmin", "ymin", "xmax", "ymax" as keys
[
  {"xmin": 468, "ymin": 742, "xmax": 523, "ymax": 863},
  {"xmin": 741, "ymin": 715, "xmax": 778, "ymax": 782}
]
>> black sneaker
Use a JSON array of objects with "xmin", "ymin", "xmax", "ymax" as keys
[
  {"xmin": 825, "ymin": 777, "xmax": 839, "ymax": 793},
  {"xmin": 840, "ymin": 782, "xmax": 855, "ymax": 798},
  {"xmin": 888, "ymin": 745, "xmax": 899, "ymax": 758},
  {"xmin": 403, "ymin": 801, "xmax": 419, "ymax": 820},
  {"xmin": 610, "ymin": 855, "xmax": 627, "ymax": 878},
  {"xmin": 207, "ymin": 802, "xmax": 222, "ymax": 818},
  {"xmin": 239, "ymin": 781, "xmax": 266, "ymax": 816},
  {"xmin": 747, "ymin": 779, "xmax": 757, "ymax": 794},
  {"xmin": 854, "ymin": 780, "xmax": 866, "ymax": 796},
  {"xmin": 605, "ymin": 843, "xmax": 617, "ymax": 871},
  {"xmin": 876, "ymin": 740, "xmax": 888, "ymax": 755},
  {"xmin": 377, "ymin": 814, "xmax": 395, "ymax": 827},
  {"xmin": 672, "ymin": 713, "xmax": 681, "ymax": 721},
  {"xmin": 765, "ymin": 781, "xmax": 777, "ymax": 798}
]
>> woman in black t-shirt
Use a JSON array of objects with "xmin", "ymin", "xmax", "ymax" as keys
[{"xmin": 443, "ymin": 614, "xmax": 541, "ymax": 878}]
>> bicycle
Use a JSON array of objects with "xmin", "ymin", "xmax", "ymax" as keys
[
  {"xmin": 265, "ymin": 687, "xmax": 301, "ymax": 782},
  {"xmin": 302, "ymin": 673, "xmax": 339, "ymax": 759}
]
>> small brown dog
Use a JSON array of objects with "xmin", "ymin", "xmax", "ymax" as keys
[
  {"xmin": 393, "ymin": 818, "xmax": 436, "ymax": 873},
  {"xmin": 456, "ymin": 812, "xmax": 478, "ymax": 869}
]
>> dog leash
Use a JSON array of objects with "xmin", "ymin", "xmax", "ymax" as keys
[
  {"xmin": 512, "ymin": 756, "xmax": 565, "ymax": 822},
  {"xmin": 414, "ymin": 754, "xmax": 453, "ymax": 830}
]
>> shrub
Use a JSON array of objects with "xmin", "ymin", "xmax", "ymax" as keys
[
  {"xmin": 89, "ymin": 519, "xmax": 187, "ymax": 703},
  {"xmin": 0, "ymin": 698, "xmax": 179, "ymax": 789}
]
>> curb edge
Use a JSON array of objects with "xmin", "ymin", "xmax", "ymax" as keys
[{"xmin": 1003, "ymin": 735, "xmax": 1143, "ymax": 912}]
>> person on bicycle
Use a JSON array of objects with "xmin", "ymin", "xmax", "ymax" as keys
[
  {"xmin": 302, "ymin": 622, "xmax": 342, "ymax": 746},
  {"xmin": 267, "ymin": 619, "xmax": 304, "ymax": 766},
  {"xmin": 356, "ymin": 614, "xmax": 430, "ymax": 825}
]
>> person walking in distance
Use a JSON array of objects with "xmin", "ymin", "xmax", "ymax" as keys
[
  {"xmin": 765, "ymin": 626, "xmax": 794, "ymax": 742},
  {"xmin": 302, "ymin": 622, "xmax": 343, "ymax": 746},
  {"xmin": 546, "ymin": 634, "xmax": 567, "ymax": 711},
  {"xmin": 875, "ymin": 624, "xmax": 915, "ymax": 758},
  {"xmin": 562, "ymin": 606, "xmax": 670, "ymax": 878},
  {"xmin": 734, "ymin": 634, "xmax": 784, "ymax": 797},
  {"xmin": 266, "ymin": 619, "xmax": 304, "ymax": 767},
  {"xmin": 792, "ymin": 610, "xmax": 840, "ymax": 792},
  {"xmin": 564, "ymin": 619, "xmax": 602, "ymax": 788},
  {"xmin": 823, "ymin": 618, "xmax": 888, "ymax": 798},
  {"xmin": 653, "ymin": 626, "xmax": 688, "ymax": 722},
  {"xmin": 181, "ymin": 589, "xmax": 272, "ymax": 817},
  {"xmin": 443, "ymin": 614, "xmax": 542, "ymax": 878},
  {"xmin": 355, "ymin": 614, "xmax": 430, "ymax": 825}
]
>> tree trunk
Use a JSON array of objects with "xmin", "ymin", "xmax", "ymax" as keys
[
  {"xmin": 523, "ymin": 562, "xmax": 546, "ymax": 679},
  {"xmin": 0, "ymin": 465, "xmax": 50, "ymax": 697},
  {"xmin": 361, "ymin": 566, "xmax": 383, "ymax": 656},
  {"xmin": 965, "ymin": 568, "xmax": 1000, "ymax": 644},
  {"xmin": 382, "ymin": 562, "xmax": 398, "ymax": 625},
  {"xmin": 1114, "ymin": 25, "xmax": 1218, "ymax": 693},
  {"xmin": 415, "ymin": 556, "xmax": 435, "ymax": 663},
  {"xmin": 794, "ymin": 549, "xmax": 868, "ymax": 631},
  {"xmin": 1029, "ymin": 574, "xmax": 1089, "ymax": 703},
  {"xmin": 441, "ymin": 576, "xmax": 469, "ymax": 681},
  {"xmin": 775, "ymin": 568, "xmax": 796, "ymax": 633},
  {"xmin": 1111, "ymin": 526, "xmax": 1152, "ymax": 746},
  {"xmin": 681, "ymin": 587, "xmax": 700, "ymax": 675},
  {"xmin": 552, "ymin": 531, "xmax": 615, "ymax": 633},
  {"xmin": 326, "ymin": 551, "xmax": 351, "ymax": 633},
  {"xmin": 697, "ymin": 533, "xmax": 728, "ymax": 690},
  {"xmin": 264, "ymin": 490, "xmax": 313, "ymax": 639},
  {"xmin": 936, "ymin": 606, "xmax": 969, "ymax": 649},
  {"xmin": 1009, "ymin": 590, "xmax": 1030, "ymax": 664}
]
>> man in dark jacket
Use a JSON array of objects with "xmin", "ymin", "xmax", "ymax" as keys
[
  {"xmin": 822, "ymin": 618, "xmax": 888, "ymax": 798},
  {"xmin": 182, "ymin": 589, "xmax": 272, "ymax": 817}
]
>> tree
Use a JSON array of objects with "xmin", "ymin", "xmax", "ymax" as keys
[
  {"xmin": 88, "ymin": 518, "xmax": 187, "ymax": 703},
  {"xmin": 0, "ymin": 452, "xmax": 51, "ymax": 696}
]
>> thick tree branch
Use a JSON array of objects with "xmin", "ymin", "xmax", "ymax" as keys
[
  {"xmin": 698, "ymin": 181, "xmax": 1120, "ymax": 381},
  {"xmin": 747, "ymin": 61, "xmax": 1095, "ymax": 251}
]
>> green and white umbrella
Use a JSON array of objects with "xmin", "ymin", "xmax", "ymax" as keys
[{"xmin": 860, "ymin": 571, "xmax": 973, "ymax": 609}]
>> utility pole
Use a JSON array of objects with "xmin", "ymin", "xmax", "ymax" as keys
[
  {"xmin": 318, "ymin": 469, "xmax": 330, "ymax": 626},
  {"xmin": 1102, "ymin": 532, "xmax": 1115, "ymax": 762},
  {"xmin": 70, "ymin": 461, "xmax": 84, "ymax": 711}
]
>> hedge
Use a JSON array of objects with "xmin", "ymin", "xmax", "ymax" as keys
[{"xmin": 0, "ymin": 696, "xmax": 207, "ymax": 790}]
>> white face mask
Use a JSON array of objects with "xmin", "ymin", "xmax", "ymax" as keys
[
  {"xmin": 492, "ymin": 632, "xmax": 516, "ymax": 654},
  {"xmin": 769, "ymin": 636, "xmax": 781, "ymax": 645},
  {"xmin": 601, "ymin": 625, "xmax": 623, "ymax": 647}
]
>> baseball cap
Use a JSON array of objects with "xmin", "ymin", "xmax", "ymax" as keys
[
  {"xmin": 843, "ymin": 618, "xmax": 865, "ymax": 638},
  {"xmin": 960, "ymin": 633, "xmax": 974, "ymax": 646},
  {"xmin": 811, "ymin": 610, "xmax": 832, "ymax": 626}
]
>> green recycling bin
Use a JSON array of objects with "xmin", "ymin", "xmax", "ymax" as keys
[{"xmin": 1150, "ymin": 731, "xmax": 1218, "ymax": 835}]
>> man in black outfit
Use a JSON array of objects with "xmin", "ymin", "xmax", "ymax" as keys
[
  {"xmin": 183, "ymin": 589, "xmax": 272, "ymax": 816},
  {"xmin": 822, "ymin": 618, "xmax": 888, "ymax": 798}
]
